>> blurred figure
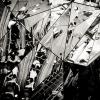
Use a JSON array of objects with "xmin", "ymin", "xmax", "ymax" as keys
[
  {"xmin": 36, "ymin": 47, "xmax": 47, "ymax": 64},
  {"xmin": 25, "ymin": 67, "xmax": 39, "ymax": 92},
  {"xmin": 12, "ymin": 66, "xmax": 18, "ymax": 77},
  {"xmin": 8, "ymin": 13, "xmax": 16, "ymax": 29},
  {"xmin": 32, "ymin": 59, "xmax": 41, "ymax": 69},
  {"xmin": 2, "ymin": 75, "xmax": 20, "ymax": 100},
  {"xmin": 30, "ymin": 68, "xmax": 37, "ymax": 81},
  {"xmin": 8, "ymin": 55, "xmax": 20, "ymax": 63},
  {"xmin": 17, "ymin": 49, "xmax": 25, "ymax": 57},
  {"xmin": 25, "ymin": 78, "xmax": 34, "ymax": 91}
]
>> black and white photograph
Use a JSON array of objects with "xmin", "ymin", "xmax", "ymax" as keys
[{"xmin": 0, "ymin": 0, "xmax": 100, "ymax": 100}]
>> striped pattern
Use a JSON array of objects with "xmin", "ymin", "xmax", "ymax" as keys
[
  {"xmin": 31, "ymin": 70, "xmax": 63, "ymax": 100},
  {"xmin": 0, "ymin": 1, "xmax": 5, "ymax": 21},
  {"xmin": 17, "ymin": 48, "xmax": 36, "ymax": 89}
]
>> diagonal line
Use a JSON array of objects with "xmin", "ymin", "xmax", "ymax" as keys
[
  {"xmin": 47, "ymin": 4, "xmax": 71, "ymax": 32},
  {"xmin": 2, "ymin": 0, "xmax": 100, "ymax": 95},
  {"xmin": 3, "ymin": 0, "xmax": 98, "ymax": 64},
  {"xmin": 0, "ymin": 0, "xmax": 19, "ymax": 40},
  {"xmin": 0, "ymin": 1, "xmax": 73, "ymax": 64},
  {"xmin": 67, "ymin": 1, "xmax": 99, "ymax": 32},
  {"xmin": 87, "ymin": 24, "xmax": 100, "ymax": 65},
  {"xmin": 0, "ymin": 0, "xmax": 98, "ymax": 64},
  {"xmin": 0, "ymin": 2, "xmax": 62, "ymax": 42},
  {"xmin": 19, "ymin": 20, "xmax": 65, "ymax": 62},
  {"xmin": 12, "ymin": 0, "xmax": 28, "ymax": 12},
  {"xmin": 66, "ymin": 12, "xmax": 100, "ymax": 60},
  {"xmin": 23, "ymin": 3, "xmax": 71, "ymax": 20},
  {"xmin": 18, "ymin": 48, "xmax": 35, "ymax": 89},
  {"xmin": 67, "ymin": 18, "xmax": 100, "ymax": 66},
  {"xmin": 63, "ymin": 3, "xmax": 73, "ymax": 60},
  {"xmin": 76, "ymin": 25, "xmax": 99, "ymax": 66},
  {"xmin": 63, "ymin": 1, "xmax": 100, "ymax": 61},
  {"xmin": 15, "ymin": 3, "xmax": 73, "ymax": 62},
  {"xmin": 14, "ymin": 2, "xmax": 70, "ymax": 59},
  {"xmin": 31, "ymin": 71, "xmax": 63, "ymax": 99},
  {"xmin": 46, "ymin": 83, "xmax": 63, "ymax": 100}
]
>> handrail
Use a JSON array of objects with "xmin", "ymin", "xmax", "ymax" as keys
[{"xmin": 31, "ymin": 69, "xmax": 63, "ymax": 100}]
